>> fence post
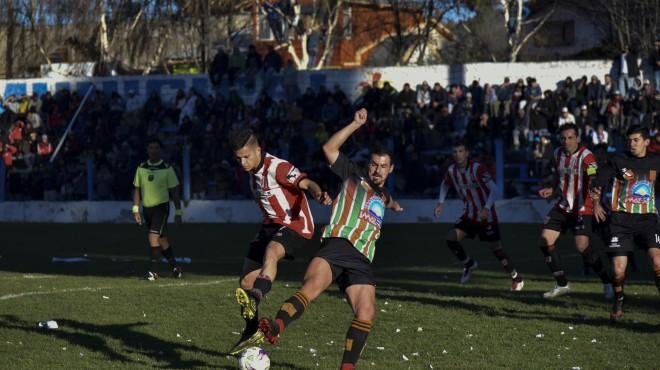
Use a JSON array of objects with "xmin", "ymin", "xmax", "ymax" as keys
[
  {"xmin": 0, "ymin": 161, "xmax": 5, "ymax": 202},
  {"xmin": 86, "ymin": 158, "xmax": 94, "ymax": 201},
  {"xmin": 182, "ymin": 144, "xmax": 191, "ymax": 202},
  {"xmin": 495, "ymin": 138, "xmax": 504, "ymax": 199}
]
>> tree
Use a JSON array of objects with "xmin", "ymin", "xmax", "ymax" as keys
[{"xmin": 499, "ymin": 0, "xmax": 557, "ymax": 62}]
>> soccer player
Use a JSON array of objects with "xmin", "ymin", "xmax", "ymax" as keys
[
  {"xmin": 434, "ymin": 142, "xmax": 524, "ymax": 290},
  {"xmin": 132, "ymin": 138, "xmax": 183, "ymax": 281},
  {"xmin": 258, "ymin": 108, "xmax": 403, "ymax": 370},
  {"xmin": 228, "ymin": 128, "xmax": 331, "ymax": 355},
  {"xmin": 591, "ymin": 126, "xmax": 659, "ymax": 321},
  {"xmin": 537, "ymin": 124, "xmax": 613, "ymax": 299}
]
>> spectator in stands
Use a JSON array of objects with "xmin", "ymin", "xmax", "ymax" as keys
[
  {"xmin": 557, "ymin": 107, "xmax": 575, "ymax": 127},
  {"xmin": 1, "ymin": 141, "xmax": 17, "ymax": 168},
  {"xmin": 37, "ymin": 134, "xmax": 53, "ymax": 158},
  {"xmin": 496, "ymin": 77, "xmax": 513, "ymax": 118},
  {"xmin": 575, "ymin": 104, "xmax": 596, "ymax": 140},
  {"xmin": 263, "ymin": 45, "xmax": 283, "ymax": 73},
  {"xmin": 615, "ymin": 46, "xmax": 640, "ymax": 97},
  {"xmin": 652, "ymin": 39, "xmax": 660, "ymax": 92},
  {"xmin": 591, "ymin": 124, "xmax": 609, "ymax": 146},
  {"xmin": 431, "ymin": 82, "xmax": 448, "ymax": 113},
  {"xmin": 210, "ymin": 46, "xmax": 229, "ymax": 87},
  {"xmin": 417, "ymin": 81, "xmax": 431, "ymax": 113},
  {"xmin": 398, "ymin": 83, "xmax": 416, "ymax": 113},
  {"xmin": 228, "ymin": 46, "xmax": 246, "ymax": 86}
]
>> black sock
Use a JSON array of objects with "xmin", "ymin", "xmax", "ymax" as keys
[
  {"xmin": 274, "ymin": 291, "xmax": 310, "ymax": 335},
  {"xmin": 161, "ymin": 246, "xmax": 177, "ymax": 268},
  {"xmin": 447, "ymin": 240, "xmax": 469, "ymax": 263},
  {"xmin": 492, "ymin": 247, "xmax": 516, "ymax": 275},
  {"xmin": 150, "ymin": 247, "xmax": 160, "ymax": 272},
  {"xmin": 341, "ymin": 318, "xmax": 371, "ymax": 368},
  {"xmin": 252, "ymin": 275, "xmax": 273, "ymax": 302},
  {"xmin": 654, "ymin": 268, "xmax": 660, "ymax": 294},
  {"xmin": 581, "ymin": 246, "xmax": 610, "ymax": 284},
  {"xmin": 612, "ymin": 274, "xmax": 625, "ymax": 301},
  {"xmin": 541, "ymin": 244, "xmax": 568, "ymax": 286}
]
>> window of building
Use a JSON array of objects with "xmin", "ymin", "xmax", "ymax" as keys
[{"xmin": 342, "ymin": 5, "xmax": 352, "ymax": 38}]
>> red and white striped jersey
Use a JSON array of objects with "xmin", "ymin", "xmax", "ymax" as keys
[
  {"xmin": 439, "ymin": 161, "xmax": 498, "ymax": 223},
  {"xmin": 249, "ymin": 153, "xmax": 314, "ymax": 239},
  {"xmin": 553, "ymin": 146, "xmax": 597, "ymax": 215}
]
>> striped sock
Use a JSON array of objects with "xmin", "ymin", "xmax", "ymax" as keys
[
  {"xmin": 341, "ymin": 318, "xmax": 372, "ymax": 368},
  {"xmin": 274, "ymin": 291, "xmax": 310, "ymax": 334},
  {"xmin": 492, "ymin": 247, "xmax": 515, "ymax": 275}
]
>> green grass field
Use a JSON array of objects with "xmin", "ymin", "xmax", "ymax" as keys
[{"xmin": 0, "ymin": 223, "xmax": 658, "ymax": 370}]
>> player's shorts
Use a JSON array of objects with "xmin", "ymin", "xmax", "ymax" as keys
[
  {"xmin": 542, "ymin": 206, "xmax": 593, "ymax": 237},
  {"xmin": 246, "ymin": 224, "xmax": 309, "ymax": 264},
  {"xmin": 143, "ymin": 202, "xmax": 169, "ymax": 236},
  {"xmin": 607, "ymin": 213, "xmax": 660, "ymax": 256},
  {"xmin": 455, "ymin": 216, "xmax": 501, "ymax": 242},
  {"xmin": 315, "ymin": 237, "xmax": 375, "ymax": 293}
]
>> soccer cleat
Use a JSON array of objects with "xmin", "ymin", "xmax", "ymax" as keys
[
  {"xmin": 145, "ymin": 271, "xmax": 159, "ymax": 281},
  {"xmin": 603, "ymin": 283, "xmax": 614, "ymax": 300},
  {"xmin": 511, "ymin": 279, "xmax": 525, "ymax": 291},
  {"xmin": 228, "ymin": 329, "xmax": 265, "ymax": 355},
  {"xmin": 460, "ymin": 259, "xmax": 478, "ymax": 284},
  {"xmin": 610, "ymin": 298, "xmax": 624, "ymax": 322},
  {"xmin": 542, "ymin": 284, "xmax": 571, "ymax": 298},
  {"xmin": 236, "ymin": 288, "xmax": 258, "ymax": 320},
  {"xmin": 172, "ymin": 266, "xmax": 183, "ymax": 279},
  {"xmin": 258, "ymin": 318, "xmax": 281, "ymax": 345}
]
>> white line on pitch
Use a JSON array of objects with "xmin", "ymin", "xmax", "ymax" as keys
[{"xmin": 0, "ymin": 278, "xmax": 235, "ymax": 301}]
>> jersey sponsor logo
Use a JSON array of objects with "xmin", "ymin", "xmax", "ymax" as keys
[
  {"xmin": 148, "ymin": 174, "xmax": 155, "ymax": 182},
  {"xmin": 621, "ymin": 168, "xmax": 635, "ymax": 181},
  {"xmin": 359, "ymin": 196, "xmax": 385, "ymax": 227},
  {"xmin": 628, "ymin": 181, "xmax": 651, "ymax": 204}
]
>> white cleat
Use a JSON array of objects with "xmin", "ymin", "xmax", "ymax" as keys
[
  {"xmin": 511, "ymin": 279, "xmax": 525, "ymax": 291},
  {"xmin": 543, "ymin": 284, "xmax": 571, "ymax": 298}
]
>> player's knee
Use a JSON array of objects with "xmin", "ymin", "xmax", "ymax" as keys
[
  {"xmin": 446, "ymin": 229, "xmax": 459, "ymax": 242},
  {"xmin": 354, "ymin": 306, "xmax": 375, "ymax": 322},
  {"xmin": 538, "ymin": 237, "xmax": 553, "ymax": 252},
  {"xmin": 265, "ymin": 243, "xmax": 286, "ymax": 260}
]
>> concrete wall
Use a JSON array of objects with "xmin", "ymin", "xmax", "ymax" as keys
[
  {"xmin": 0, "ymin": 59, "xmax": 614, "ymax": 105},
  {"xmin": 0, "ymin": 199, "xmax": 555, "ymax": 224}
]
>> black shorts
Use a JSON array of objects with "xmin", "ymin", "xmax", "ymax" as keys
[
  {"xmin": 246, "ymin": 224, "xmax": 309, "ymax": 264},
  {"xmin": 455, "ymin": 217, "xmax": 501, "ymax": 242},
  {"xmin": 542, "ymin": 207, "xmax": 593, "ymax": 236},
  {"xmin": 143, "ymin": 203, "xmax": 169, "ymax": 236},
  {"xmin": 607, "ymin": 213, "xmax": 660, "ymax": 256},
  {"xmin": 315, "ymin": 238, "xmax": 375, "ymax": 292}
]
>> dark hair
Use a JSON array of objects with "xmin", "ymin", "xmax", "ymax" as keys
[
  {"xmin": 452, "ymin": 140, "xmax": 469, "ymax": 150},
  {"xmin": 626, "ymin": 125, "xmax": 649, "ymax": 139},
  {"xmin": 558, "ymin": 123, "xmax": 579, "ymax": 137},
  {"xmin": 146, "ymin": 137, "xmax": 162, "ymax": 147},
  {"xmin": 370, "ymin": 143, "xmax": 394, "ymax": 162},
  {"xmin": 229, "ymin": 127, "xmax": 258, "ymax": 151}
]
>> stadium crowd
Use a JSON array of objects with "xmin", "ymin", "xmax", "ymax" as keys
[{"xmin": 0, "ymin": 55, "xmax": 659, "ymax": 201}]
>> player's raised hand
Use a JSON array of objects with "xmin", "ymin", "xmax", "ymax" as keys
[
  {"xmin": 353, "ymin": 108, "xmax": 368, "ymax": 127},
  {"xmin": 538, "ymin": 187, "xmax": 553, "ymax": 199},
  {"xmin": 434, "ymin": 203, "xmax": 444, "ymax": 218},
  {"xmin": 133, "ymin": 211, "xmax": 143, "ymax": 225}
]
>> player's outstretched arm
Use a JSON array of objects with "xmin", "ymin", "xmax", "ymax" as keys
[
  {"xmin": 298, "ymin": 178, "xmax": 332, "ymax": 205},
  {"xmin": 322, "ymin": 108, "xmax": 368, "ymax": 166},
  {"xmin": 387, "ymin": 197, "xmax": 404, "ymax": 212},
  {"xmin": 132, "ymin": 187, "xmax": 142, "ymax": 225}
]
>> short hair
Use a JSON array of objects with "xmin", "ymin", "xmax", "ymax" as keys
[
  {"xmin": 626, "ymin": 125, "xmax": 649, "ymax": 139},
  {"xmin": 558, "ymin": 123, "xmax": 579, "ymax": 137},
  {"xmin": 146, "ymin": 137, "xmax": 162, "ymax": 147},
  {"xmin": 229, "ymin": 127, "xmax": 259, "ymax": 151},
  {"xmin": 452, "ymin": 140, "xmax": 469, "ymax": 151},
  {"xmin": 369, "ymin": 144, "xmax": 394, "ymax": 162}
]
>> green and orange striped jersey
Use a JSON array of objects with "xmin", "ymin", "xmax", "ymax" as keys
[
  {"xmin": 596, "ymin": 152, "xmax": 659, "ymax": 214},
  {"xmin": 321, "ymin": 153, "xmax": 390, "ymax": 262}
]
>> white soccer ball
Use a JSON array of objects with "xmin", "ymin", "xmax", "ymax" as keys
[{"xmin": 238, "ymin": 346, "xmax": 270, "ymax": 370}]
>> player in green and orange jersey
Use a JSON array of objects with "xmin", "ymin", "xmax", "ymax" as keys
[
  {"xmin": 591, "ymin": 126, "xmax": 660, "ymax": 321},
  {"xmin": 258, "ymin": 108, "xmax": 403, "ymax": 370}
]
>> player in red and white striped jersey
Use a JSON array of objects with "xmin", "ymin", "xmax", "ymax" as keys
[
  {"xmin": 228, "ymin": 128, "xmax": 331, "ymax": 355},
  {"xmin": 435, "ymin": 141, "xmax": 524, "ymax": 291},
  {"xmin": 537, "ymin": 124, "xmax": 612, "ymax": 299}
]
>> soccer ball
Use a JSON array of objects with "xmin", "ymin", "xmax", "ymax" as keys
[{"xmin": 238, "ymin": 346, "xmax": 270, "ymax": 370}]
